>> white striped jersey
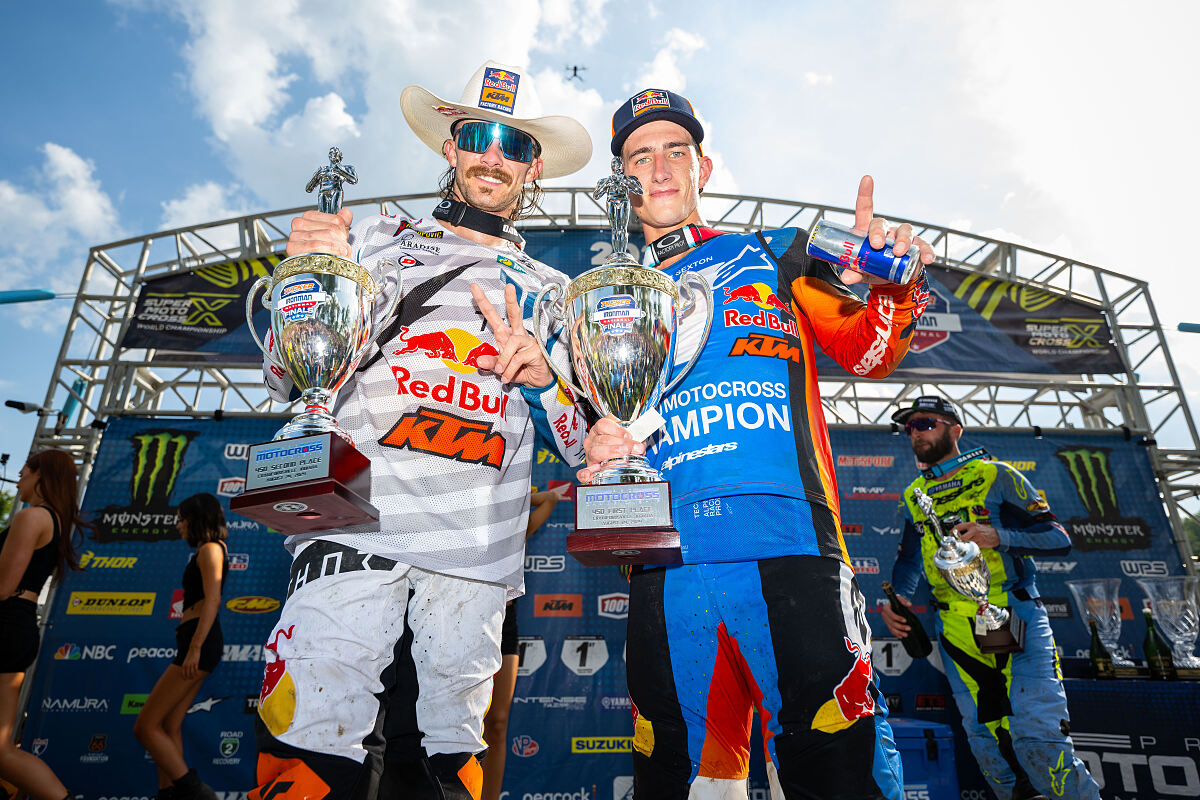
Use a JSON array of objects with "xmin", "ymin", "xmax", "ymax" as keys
[{"xmin": 262, "ymin": 214, "xmax": 586, "ymax": 593}]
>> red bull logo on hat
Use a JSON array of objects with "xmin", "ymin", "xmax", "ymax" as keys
[
  {"xmin": 480, "ymin": 67, "xmax": 520, "ymax": 114},
  {"xmin": 632, "ymin": 90, "xmax": 670, "ymax": 116}
]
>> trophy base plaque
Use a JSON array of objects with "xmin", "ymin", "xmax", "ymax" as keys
[
  {"xmin": 230, "ymin": 432, "xmax": 378, "ymax": 535},
  {"xmin": 975, "ymin": 614, "xmax": 1026, "ymax": 654},
  {"xmin": 1174, "ymin": 666, "xmax": 1200, "ymax": 680},
  {"xmin": 567, "ymin": 480, "xmax": 682, "ymax": 566}
]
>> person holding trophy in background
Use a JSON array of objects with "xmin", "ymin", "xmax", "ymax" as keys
[
  {"xmin": 881, "ymin": 395, "xmax": 1100, "ymax": 800},
  {"xmin": 250, "ymin": 61, "xmax": 589, "ymax": 799},
  {"xmin": 577, "ymin": 89, "xmax": 931, "ymax": 799}
]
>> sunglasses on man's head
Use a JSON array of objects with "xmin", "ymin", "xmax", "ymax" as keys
[
  {"xmin": 904, "ymin": 417, "xmax": 953, "ymax": 434},
  {"xmin": 454, "ymin": 121, "xmax": 539, "ymax": 163}
]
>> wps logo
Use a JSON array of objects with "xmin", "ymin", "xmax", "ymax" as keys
[
  {"xmin": 379, "ymin": 408, "xmax": 505, "ymax": 469},
  {"xmin": 534, "ymin": 594, "xmax": 582, "ymax": 617},
  {"xmin": 1120, "ymin": 560, "xmax": 1169, "ymax": 577},
  {"xmin": 225, "ymin": 596, "xmax": 281, "ymax": 614},
  {"xmin": 598, "ymin": 593, "xmax": 629, "ymax": 619},
  {"xmin": 728, "ymin": 333, "xmax": 801, "ymax": 364},
  {"xmin": 525, "ymin": 554, "xmax": 566, "ymax": 573}
]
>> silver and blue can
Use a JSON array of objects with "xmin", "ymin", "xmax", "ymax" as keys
[{"xmin": 806, "ymin": 219, "xmax": 922, "ymax": 284}]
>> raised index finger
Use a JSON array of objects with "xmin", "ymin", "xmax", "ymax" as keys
[
  {"xmin": 470, "ymin": 282, "xmax": 509, "ymax": 337},
  {"xmin": 853, "ymin": 174, "xmax": 875, "ymax": 233}
]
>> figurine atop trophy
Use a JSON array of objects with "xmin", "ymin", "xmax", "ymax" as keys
[
  {"xmin": 231, "ymin": 146, "xmax": 401, "ymax": 535},
  {"xmin": 532, "ymin": 158, "xmax": 713, "ymax": 566}
]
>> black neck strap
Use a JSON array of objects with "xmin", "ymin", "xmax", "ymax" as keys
[
  {"xmin": 433, "ymin": 199, "xmax": 522, "ymax": 244},
  {"xmin": 642, "ymin": 224, "xmax": 724, "ymax": 267},
  {"xmin": 921, "ymin": 447, "xmax": 988, "ymax": 480}
]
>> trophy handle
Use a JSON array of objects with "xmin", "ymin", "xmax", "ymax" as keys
[
  {"xmin": 532, "ymin": 282, "xmax": 588, "ymax": 398},
  {"xmin": 660, "ymin": 270, "xmax": 714, "ymax": 397},
  {"xmin": 355, "ymin": 258, "xmax": 405, "ymax": 360},
  {"xmin": 246, "ymin": 275, "xmax": 286, "ymax": 372}
]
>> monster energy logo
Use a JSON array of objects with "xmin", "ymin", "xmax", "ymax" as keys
[
  {"xmin": 130, "ymin": 431, "xmax": 195, "ymax": 505},
  {"xmin": 1055, "ymin": 447, "xmax": 1117, "ymax": 517}
]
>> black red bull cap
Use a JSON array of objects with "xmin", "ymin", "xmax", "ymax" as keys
[
  {"xmin": 891, "ymin": 395, "xmax": 962, "ymax": 426},
  {"xmin": 611, "ymin": 88, "xmax": 704, "ymax": 157}
]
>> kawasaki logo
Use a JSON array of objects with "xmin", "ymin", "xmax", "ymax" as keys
[{"xmin": 1055, "ymin": 447, "xmax": 1117, "ymax": 517}]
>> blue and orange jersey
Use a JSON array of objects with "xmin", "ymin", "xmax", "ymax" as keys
[
  {"xmin": 892, "ymin": 457, "xmax": 1072, "ymax": 610},
  {"xmin": 646, "ymin": 228, "xmax": 927, "ymax": 565}
]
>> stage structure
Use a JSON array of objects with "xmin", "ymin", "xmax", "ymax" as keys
[{"xmin": 29, "ymin": 188, "xmax": 1200, "ymax": 565}]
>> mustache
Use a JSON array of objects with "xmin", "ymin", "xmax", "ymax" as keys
[{"xmin": 462, "ymin": 165, "xmax": 512, "ymax": 186}]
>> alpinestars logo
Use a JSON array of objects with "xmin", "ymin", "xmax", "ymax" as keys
[
  {"xmin": 379, "ymin": 407, "xmax": 505, "ymax": 469},
  {"xmin": 1054, "ymin": 447, "xmax": 1151, "ymax": 551},
  {"xmin": 95, "ymin": 430, "xmax": 196, "ymax": 543}
]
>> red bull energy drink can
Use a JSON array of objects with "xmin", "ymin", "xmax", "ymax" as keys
[{"xmin": 807, "ymin": 219, "xmax": 922, "ymax": 285}]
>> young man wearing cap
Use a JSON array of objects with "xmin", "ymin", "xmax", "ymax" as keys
[
  {"xmin": 252, "ymin": 61, "xmax": 590, "ymax": 800},
  {"xmin": 883, "ymin": 396, "xmax": 1100, "ymax": 800},
  {"xmin": 579, "ymin": 89, "xmax": 933, "ymax": 799}
]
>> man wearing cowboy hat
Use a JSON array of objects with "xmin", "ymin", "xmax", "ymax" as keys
[
  {"xmin": 884, "ymin": 396, "xmax": 1099, "ymax": 800},
  {"xmin": 253, "ymin": 61, "xmax": 591, "ymax": 799},
  {"xmin": 578, "ymin": 88, "xmax": 933, "ymax": 799}
]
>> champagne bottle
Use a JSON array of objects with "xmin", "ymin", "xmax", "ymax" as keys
[
  {"xmin": 882, "ymin": 582, "xmax": 932, "ymax": 658},
  {"xmin": 1143, "ymin": 608, "xmax": 1175, "ymax": 680},
  {"xmin": 1088, "ymin": 620, "xmax": 1115, "ymax": 679}
]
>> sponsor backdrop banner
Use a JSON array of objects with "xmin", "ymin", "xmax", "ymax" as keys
[
  {"xmin": 23, "ymin": 417, "xmax": 1189, "ymax": 798},
  {"xmin": 121, "ymin": 256, "xmax": 279, "ymax": 362}
]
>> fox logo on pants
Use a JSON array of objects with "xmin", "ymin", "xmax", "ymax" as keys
[
  {"xmin": 259, "ymin": 626, "xmax": 298, "ymax": 737},
  {"xmin": 810, "ymin": 636, "xmax": 876, "ymax": 734}
]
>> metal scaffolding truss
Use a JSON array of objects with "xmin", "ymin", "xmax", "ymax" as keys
[{"xmin": 30, "ymin": 188, "xmax": 1200, "ymax": 561}]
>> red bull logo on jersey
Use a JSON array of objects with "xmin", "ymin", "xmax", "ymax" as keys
[
  {"xmin": 393, "ymin": 326, "xmax": 500, "ymax": 374},
  {"xmin": 594, "ymin": 294, "xmax": 645, "ymax": 336},
  {"xmin": 722, "ymin": 282, "xmax": 795, "ymax": 317},
  {"xmin": 480, "ymin": 67, "xmax": 520, "ymax": 114},
  {"xmin": 391, "ymin": 366, "xmax": 510, "ymax": 420},
  {"xmin": 632, "ymin": 90, "xmax": 670, "ymax": 115},
  {"xmin": 811, "ymin": 637, "xmax": 875, "ymax": 733},
  {"xmin": 259, "ymin": 626, "xmax": 297, "ymax": 737},
  {"xmin": 722, "ymin": 293, "xmax": 799, "ymax": 337}
]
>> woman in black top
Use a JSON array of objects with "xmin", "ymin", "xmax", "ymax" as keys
[
  {"xmin": 0, "ymin": 449, "xmax": 83, "ymax": 800},
  {"xmin": 133, "ymin": 493, "xmax": 227, "ymax": 800}
]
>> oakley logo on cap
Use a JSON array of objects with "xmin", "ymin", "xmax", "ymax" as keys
[
  {"xmin": 480, "ymin": 67, "xmax": 520, "ymax": 115},
  {"xmin": 631, "ymin": 90, "xmax": 670, "ymax": 116}
]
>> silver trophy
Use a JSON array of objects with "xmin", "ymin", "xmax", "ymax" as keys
[
  {"xmin": 1066, "ymin": 578, "xmax": 1137, "ymax": 672},
  {"xmin": 532, "ymin": 158, "xmax": 713, "ymax": 565},
  {"xmin": 246, "ymin": 147, "xmax": 402, "ymax": 443},
  {"xmin": 914, "ymin": 488, "xmax": 1024, "ymax": 653},
  {"xmin": 1137, "ymin": 576, "xmax": 1200, "ymax": 679}
]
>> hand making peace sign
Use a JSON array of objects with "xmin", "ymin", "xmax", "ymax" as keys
[{"xmin": 469, "ymin": 282, "xmax": 556, "ymax": 389}]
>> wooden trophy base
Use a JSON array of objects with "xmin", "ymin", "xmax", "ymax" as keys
[
  {"xmin": 570, "ymin": 480, "xmax": 682, "ymax": 566},
  {"xmin": 976, "ymin": 613, "xmax": 1026, "ymax": 654},
  {"xmin": 230, "ymin": 432, "xmax": 378, "ymax": 534}
]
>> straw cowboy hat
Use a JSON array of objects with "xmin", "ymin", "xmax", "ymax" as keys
[{"xmin": 400, "ymin": 60, "xmax": 592, "ymax": 180}]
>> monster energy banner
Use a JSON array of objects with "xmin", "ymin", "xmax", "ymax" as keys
[{"xmin": 121, "ymin": 255, "xmax": 279, "ymax": 361}]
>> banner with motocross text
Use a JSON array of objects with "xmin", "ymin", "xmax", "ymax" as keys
[
  {"xmin": 120, "ymin": 255, "xmax": 279, "ymax": 362},
  {"xmin": 22, "ymin": 415, "xmax": 1191, "ymax": 799}
]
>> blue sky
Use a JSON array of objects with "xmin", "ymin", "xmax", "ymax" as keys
[{"xmin": 2, "ymin": 0, "xmax": 1198, "ymax": 495}]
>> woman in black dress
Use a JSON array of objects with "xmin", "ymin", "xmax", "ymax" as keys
[
  {"xmin": 134, "ymin": 493, "xmax": 228, "ymax": 800},
  {"xmin": 0, "ymin": 449, "xmax": 83, "ymax": 800}
]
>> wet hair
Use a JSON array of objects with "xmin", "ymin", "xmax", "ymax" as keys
[
  {"xmin": 23, "ymin": 449, "xmax": 87, "ymax": 581},
  {"xmin": 177, "ymin": 493, "xmax": 228, "ymax": 547}
]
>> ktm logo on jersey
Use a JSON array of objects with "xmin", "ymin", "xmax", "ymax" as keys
[
  {"xmin": 728, "ymin": 333, "xmax": 802, "ymax": 364},
  {"xmin": 379, "ymin": 407, "xmax": 505, "ymax": 469}
]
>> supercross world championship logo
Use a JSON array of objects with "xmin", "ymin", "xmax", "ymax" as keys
[{"xmin": 1054, "ymin": 446, "xmax": 1152, "ymax": 551}]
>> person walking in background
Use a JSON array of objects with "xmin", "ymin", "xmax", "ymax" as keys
[
  {"xmin": 481, "ymin": 488, "xmax": 560, "ymax": 800},
  {"xmin": 134, "ymin": 493, "xmax": 229, "ymax": 800},
  {"xmin": 0, "ymin": 450, "xmax": 84, "ymax": 800}
]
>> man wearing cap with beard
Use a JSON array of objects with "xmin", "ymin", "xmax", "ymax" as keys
[
  {"xmin": 883, "ymin": 396, "xmax": 1099, "ymax": 800},
  {"xmin": 252, "ymin": 61, "xmax": 590, "ymax": 799},
  {"xmin": 579, "ymin": 89, "xmax": 933, "ymax": 799}
]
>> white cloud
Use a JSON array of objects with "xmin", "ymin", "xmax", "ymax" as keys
[
  {"xmin": 630, "ymin": 28, "xmax": 706, "ymax": 92},
  {"xmin": 802, "ymin": 72, "xmax": 833, "ymax": 87},
  {"xmin": 160, "ymin": 181, "xmax": 259, "ymax": 230}
]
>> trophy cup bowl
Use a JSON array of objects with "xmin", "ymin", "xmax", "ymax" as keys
[
  {"xmin": 1067, "ymin": 578, "xmax": 1136, "ymax": 669},
  {"xmin": 1137, "ymin": 575, "xmax": 1200, "ymax": 677}
]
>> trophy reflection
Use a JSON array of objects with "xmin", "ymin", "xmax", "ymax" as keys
[
  {"xmin": 533, "ymin": 158, "xmax": 712, "ymax": 565},
  {"xmin": 231, "ymin": 147, "xmax": 401, "ymax": 534},
  {"xmin": 913, "ymin": 488, "xmax": 1024, "ymax": 653}
]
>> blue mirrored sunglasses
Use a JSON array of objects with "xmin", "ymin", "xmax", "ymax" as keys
[
  {"xmin": 454, "ymin": 121, "xmax": 539, "ymax": 163},
  {"xmin": 905, "ymin": 417, "xmax": 952, "ymax": 434}
]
